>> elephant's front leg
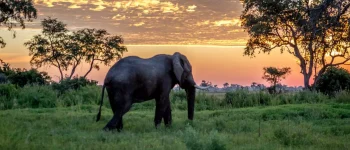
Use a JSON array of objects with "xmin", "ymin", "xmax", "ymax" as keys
[
  {"xmin": 163, "ymin": 105, "xmax": 172, "ymax": 127},
  {"xmin": 154, "ymin": 95, "xmax": 170, "ymax": 128}
]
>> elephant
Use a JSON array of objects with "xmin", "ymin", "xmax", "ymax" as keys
[{"xmin": 96, "ymin": 52, "xmax": 208, "ymax": 131}]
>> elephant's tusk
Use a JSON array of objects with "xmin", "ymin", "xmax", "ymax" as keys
[{"xmin": 194, "ymin": 85, "xmax": 209, "ymax": 90}]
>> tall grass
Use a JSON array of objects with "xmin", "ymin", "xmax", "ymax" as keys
[
  {"xmin": 0, "ymin": 104, "xmax": 349, "ymax": 149},
  {"xmin": 1, "ymin": 84, "xmax": 350, "ymax": 110}
]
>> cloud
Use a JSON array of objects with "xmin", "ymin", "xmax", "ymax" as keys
[
  {"xmin": 213, "ymin": 19, "xmax": 241, "ymax": 27},
  {"xmin": 132, "ymin": 22, "xmax": 145, "ymax": 27},
  {"xmin": 186, "ymin": 5, "xmax": 197, "ymax": 12},
  {"xmin": 30, "ymin": 0, "xmax": 246, "ymax": 45}
]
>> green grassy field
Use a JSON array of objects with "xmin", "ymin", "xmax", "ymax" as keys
[{"xmin": 1, "ymin": 103, "xmax": 350, "ymax": 150}]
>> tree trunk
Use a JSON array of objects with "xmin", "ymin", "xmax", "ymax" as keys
[
  {"xmin": 303, "ymin": 73, "xmax": 311, "ymax": 90},
  {"xmin": 312, "ymin": 65, "xmax": 328, "ymax": 90},
  {"xmin": 83, "ymin": 59, "xmax": 94, "ymax": 78},
  {"xmin": 69, "ymin": 63, "xmax": 78, "ymax": 79}
]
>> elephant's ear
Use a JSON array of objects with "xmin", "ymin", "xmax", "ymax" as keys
[{"xmin": 172, "ymin": 52, "xmax": 184, "ymax": 84}]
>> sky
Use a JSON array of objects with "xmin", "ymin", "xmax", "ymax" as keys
[{"xmin": 2, "ymin": 0, "xmax": 346, "ymax": 87}]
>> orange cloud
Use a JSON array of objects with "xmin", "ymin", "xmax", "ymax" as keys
[{"xmin": 213, "ymin": 19, "xmax": 241, "ymax": 27}]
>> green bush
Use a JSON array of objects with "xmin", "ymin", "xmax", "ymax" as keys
[
  {"xmin": 52, "ymin": 77, "xmax": 98, "ymax": 94},
  {"xmin": 17, "ymin": 85, "xmax": 57, "ymax": 108},
  {"xmin": 224, "ymin": 90, "xmax": 271, "ymax": 108},
  {"xmin": 6, "ymin": 68, "xmax": 51, "ymax": 87},
  {"xmin": 0, "ymin": 84, "xmax": 17, "ymax": 110},
  {"xmin": 195, "ymin": 92, "xmax": 223, "ymax": 110},
  {"xmin": 315, "ymin": 66, "xmax": 350, "ymax": 96},
  {"xmin": 58, "ymin": 86, "xmax": 103, "ymax": 107},
  {"xmin": 292, "ymin": 90, "xmax": 328, "ymax": 104}
]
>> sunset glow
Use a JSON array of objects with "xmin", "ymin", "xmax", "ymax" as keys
[{"xmin": 1, "ymin": 0, "xmax": 349, "ymax": 87}]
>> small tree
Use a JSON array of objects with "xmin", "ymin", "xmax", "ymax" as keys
[
  {"xmin": 315, "ymin": 66, "xmax": 350, "ymax": 96},
  {"xmin": 0, "ymin": 0, "xmax": 37, "ymax": 48},
  {"xmin": 25, "ymin": 17, "xmax": 127, "ymax": 80},
  {"xmin": 223, "ymin": 82, "xmax": 229, "ymax": 88},
  {"xmin": 25, "ymin": 17, "xmax": 69, "ymax": 80},
  {"xmin": 262, "ymin": 67, "xmax": 291, "ymax": 94}
]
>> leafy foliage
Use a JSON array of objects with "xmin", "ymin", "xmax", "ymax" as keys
[
  {"xmin": 0, "ymin": 0, "xmax": 37, "ymax": 48},
  {"xmin": 315, "ymin": 66, "xmax": 350, "ymax": 96},
  {"xmin": 240, "ymin": 0, "xmax": 350, "ymax": 88}
]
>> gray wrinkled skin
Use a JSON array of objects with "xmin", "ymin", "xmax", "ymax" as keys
[{"xmin": 96, "ymin": 52, "xmax": 205, "ymax": 132}]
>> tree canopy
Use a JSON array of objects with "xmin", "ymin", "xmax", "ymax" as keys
[
  {"xmin": 240, "ymin": 0, "xmax": 350, "ymax": 89},
  {"xmin": 0, "ymin": 0, "xmax": 37, "ymax": 48},
  {"xmin": 24, "ymin": 17, "xmax": 128, "ymax": 81},
  {"xmin": 262, "ymin": 67, "xmax": 291, "ymax": 93}
]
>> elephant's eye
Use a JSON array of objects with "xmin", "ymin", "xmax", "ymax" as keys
[{"xmin": 183, "ymin": 72, "xmax": 189, "ymax": 79}]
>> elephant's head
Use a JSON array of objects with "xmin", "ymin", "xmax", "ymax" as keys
[{"xmin": 172, "ymin": 52, "xmax": 208, "ymax": 120}]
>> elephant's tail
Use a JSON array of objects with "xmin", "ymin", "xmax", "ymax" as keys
[{"xmin": 96, "ymin": 84, "xmax": 106, "ymax": 122}]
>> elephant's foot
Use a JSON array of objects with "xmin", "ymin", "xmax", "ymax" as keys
[
  {"xmin": 154, "ymin": 122, "xmax": 162, "ymax": 129},
  {"xmin": 165, "ymin": 123, "xmax": 172, "ymax": 128},
  {"xmin": 103, "ymin": 125, "xmax": 117, "ymax": 132}
]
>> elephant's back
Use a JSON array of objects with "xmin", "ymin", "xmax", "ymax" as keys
[{"xmin": 104, "ymin": 55, "xmax": 170, "ymax": 85}]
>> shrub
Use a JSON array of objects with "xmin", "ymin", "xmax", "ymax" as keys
[
  {"xmin": 0, "ymin": 84, "xmax": 17, "ymax": 110},
  {"xmin": 195, "ymin": 92, "xmax": 222, "ymax": 110},
  {"xmin": 17, "ymin": 85, "xmax": 57, "ymax": 108},
  {"xmin": 58, "ymin": 85, "xmax": 102, "ymax": 107},
  {"xmin": 6, "ymin": 68, "xmax": 51, "ymax": 87},
  {"xmin": 315, "ymin": 66, "xmax": 350, "ymax": 96},
  {"xmin": 224, "ymin": 90, "xmax": 271, "ymax": 108},
  {"xmin": 52, "ymin": 77, "xmax": 98, "ymax": 94},
  {"xmin": 292, "ymin": 90, "xmax": 328, "ymax": 104}
]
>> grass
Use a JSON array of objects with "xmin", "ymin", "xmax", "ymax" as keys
[{"xmin": 1, "ymin": 103, "xmax": 350, "ymax": 150}]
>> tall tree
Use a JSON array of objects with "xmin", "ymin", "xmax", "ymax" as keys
[
  {"xmin": 262, "ymin": 67, "xmax": 291, "ymax": 93},
  {"xmin": 240, "ymin": 0, "xmax": 350, "ymax": 89},
  {"xmin": 0, "ymin": 0, "xmax": 37, "ymax": 48},
  {"xmin": 25, "ymin": 17, "xmax": 69, "ymax": 81},
  {"xmin": 25, "ymin": 17, "xmax": 128, "ymax": 81}
]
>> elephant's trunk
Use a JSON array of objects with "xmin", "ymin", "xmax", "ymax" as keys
[{"xmin": 186, "ymin": 87, "xmax": 196, "ymax": 120}]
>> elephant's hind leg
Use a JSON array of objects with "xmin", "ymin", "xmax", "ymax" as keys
[{"xmin": 103, "ymin": 95, "xmax": 132, "ymax": 132}]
